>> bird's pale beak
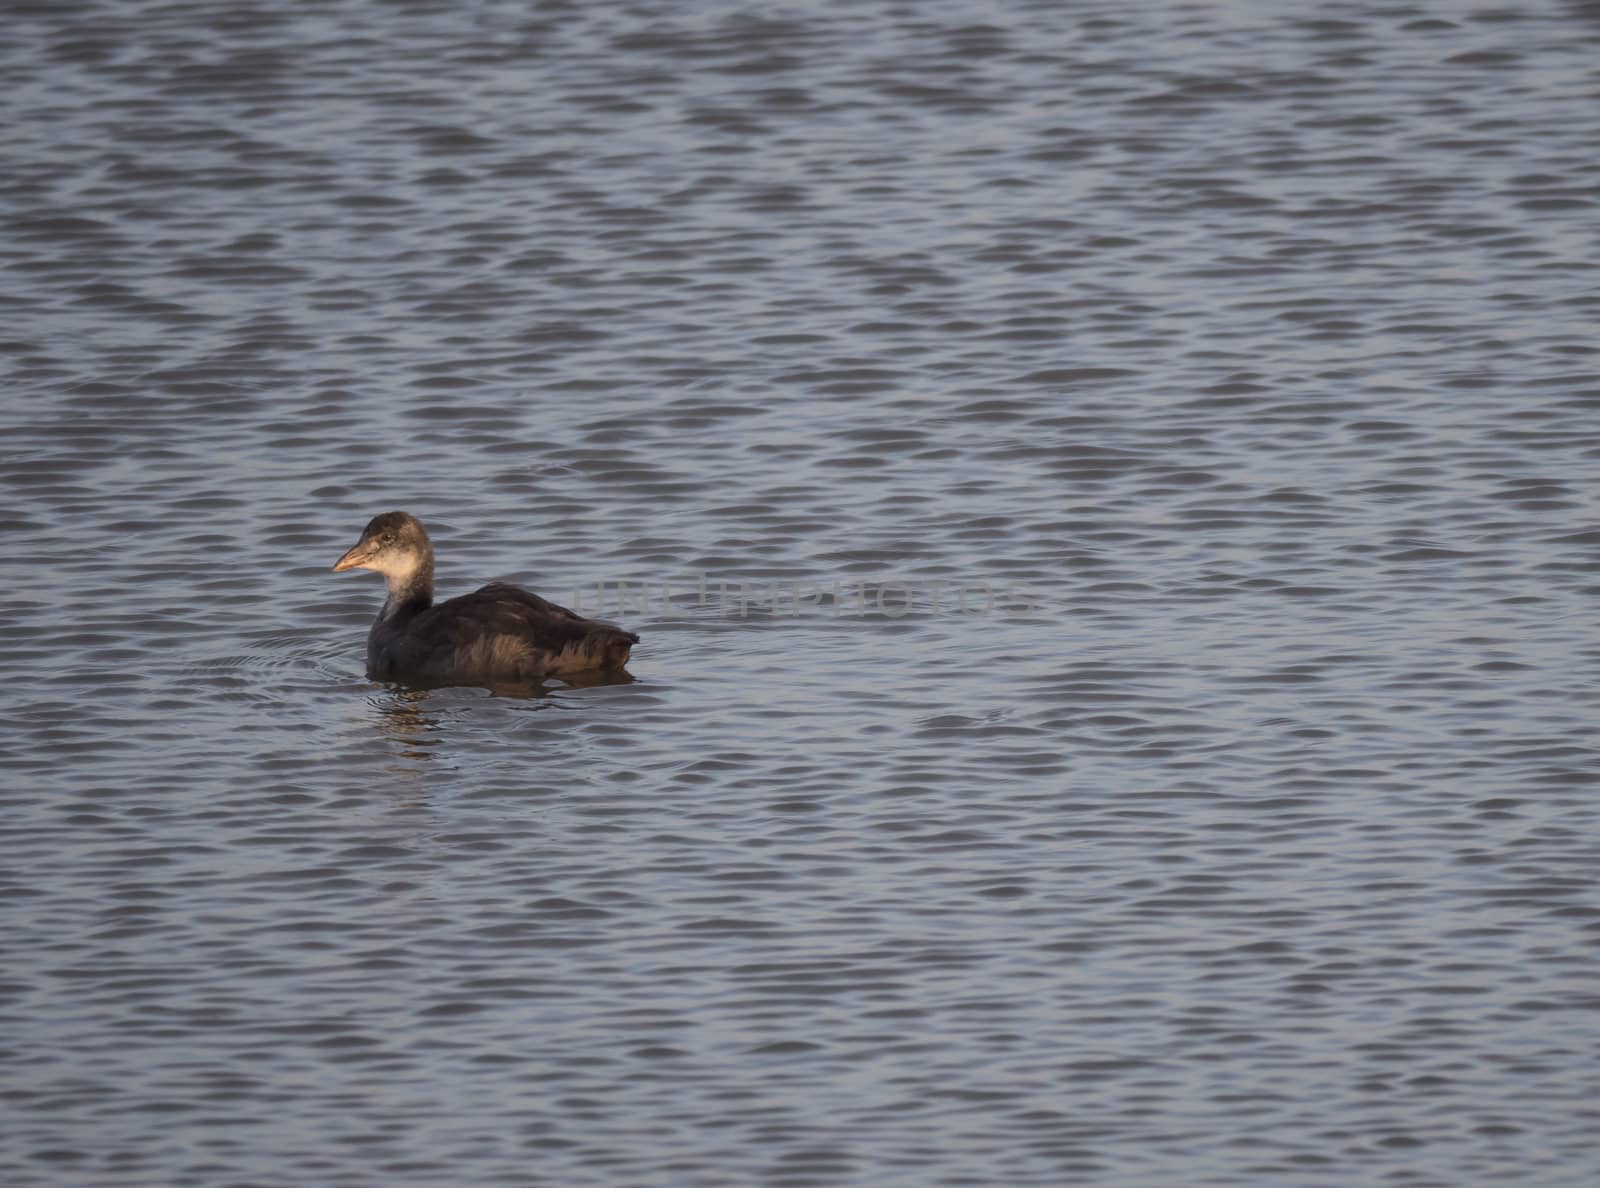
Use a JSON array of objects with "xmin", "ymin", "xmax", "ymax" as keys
[{"xmin": 332, "ymin": 541, "xmax": 375, "ymax": 572}]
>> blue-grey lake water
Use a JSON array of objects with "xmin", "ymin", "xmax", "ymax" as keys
[{"xmin": 4, "ymin": 2, "xmax": 1599, "ymax": 1185}]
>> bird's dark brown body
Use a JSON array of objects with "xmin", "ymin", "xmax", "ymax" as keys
[{"xmin": 333, "ymin": 512, "xmax": 637, "ymax": 689}]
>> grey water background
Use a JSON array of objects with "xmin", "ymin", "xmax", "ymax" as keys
[{"xmin": 3, "ymin": 1, "xmax": 1599, "ymax": 1184}]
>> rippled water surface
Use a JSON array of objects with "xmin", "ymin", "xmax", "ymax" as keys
[{"xmin": 5, "ymin": 2, "xmax": 1600, "ymax": 1184}]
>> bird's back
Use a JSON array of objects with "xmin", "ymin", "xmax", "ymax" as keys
[{"xmin": 372, "ymin": 582, "xmax": 637, "ymax": 685}]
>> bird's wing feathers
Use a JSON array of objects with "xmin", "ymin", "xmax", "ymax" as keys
[{"xmin": 412, "ymin": 582, "xmax": 636, "ymax": 673}]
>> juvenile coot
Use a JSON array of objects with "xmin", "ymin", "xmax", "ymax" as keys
[{"xmin": 332, "ymin": 511, "xmax": 638, "ymax": 687}]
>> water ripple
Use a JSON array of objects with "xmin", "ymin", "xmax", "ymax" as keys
[{"xmin": 3, "ymin": 2, "xmax": 1599, "ymax": 1186}]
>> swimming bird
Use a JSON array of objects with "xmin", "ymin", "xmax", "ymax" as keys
[{"xmin": 332, "ymin": 511, "xmax": 638, "ymax": 688}]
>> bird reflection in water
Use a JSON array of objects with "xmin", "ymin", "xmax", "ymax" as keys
[
  {"xmin": 369, "ymin": 669, "xmax": 636, "ymax": 764},
  {"xmin": 372, "ymin": 688, "xmax": 444, "ymax": 765}
]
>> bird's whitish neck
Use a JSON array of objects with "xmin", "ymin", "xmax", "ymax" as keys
[{"xmin": 380, "ymin": 553, "xmax": 435, "ymax": 618}]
